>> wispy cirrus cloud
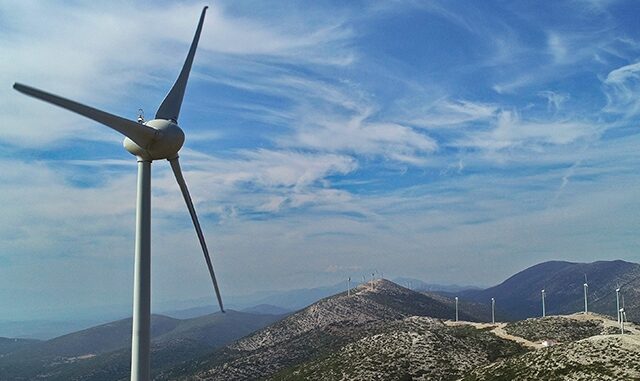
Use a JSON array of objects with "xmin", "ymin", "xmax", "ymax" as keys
[{"xmin": 603, "ymin": 61, "xmax": 640, "ymax": 116}]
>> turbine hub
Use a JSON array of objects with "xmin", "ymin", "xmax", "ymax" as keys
[{"xmin": 123, "ymin": 119, "xmax": 185, "ymax": 160}]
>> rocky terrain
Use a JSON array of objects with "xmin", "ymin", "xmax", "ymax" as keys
[
  {"xmin": 463, "ymin": 334, "xmax": 640, "ymax": 381},
  {"xmin": 274, "ymin": 317, "xmax": 524, "ymax": 381},
  {"xmin": 503, "ymin": 316, "xmax": 604, "ymax": 343},
  {"xmin": 160, "ymin": 279, "xmax": 473, "ymax": 380},
  {"xmin": 163, "ymin": 280, "xmax": 640, "ymax": 381}
]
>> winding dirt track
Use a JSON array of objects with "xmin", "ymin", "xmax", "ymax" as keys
[{"xmin": 444, "ymin": 312, "xmax": 638, "ymax": 350}]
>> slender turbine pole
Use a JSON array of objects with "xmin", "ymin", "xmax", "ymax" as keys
[
  {"xmin": 541, "ymin": 289, "xmax": 546, "ymax": 317},
  {"xmin": 620, "ymin": 307, "xmax": 625, "ymax": 334},
  {"xmin": 455, "ymin": 296, "xmax": 459, "ymax": 322},
  {"xmin": 131, "ymin": 160, "xmax": 152, "ymax": 381},
  {"xmin": 616, "ymin": 285, "xmax": 621, "ymax": 324},
  {"xmin": 583, "ymin": 282, "xmax": 588, "ymax": 314},
  {"xmin": 347, "ymin": 277, "xmax": 351, "ymax": 297},
  {"xmin": 491, "ymin": 298, "xmax": 495, "ymax": 324}
]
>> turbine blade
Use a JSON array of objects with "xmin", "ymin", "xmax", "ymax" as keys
[
  {"xmin": 155, "ymin": 6, "xmax": 208, "ymax": 122},
  {"xmin": 13, "ymin": 83, "xmax": 156, "ymax": 147},
  {"xmin": 169, "ymin": 157, "xmax": 224, "ymax": 312}
]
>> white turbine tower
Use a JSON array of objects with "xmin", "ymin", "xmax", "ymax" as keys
[
  {"xmin": 455, "ymin": 296, "xmax": 459, "ymax": 322},
  {"xmin": 541, "ymin": 289, "xmax": 546, "ymax": 318},
  {"xmin": 491, "ymin": 297, "xmax": 495, "ymax": 324},
  {"xmin": 13, "ymin": 8, "xmax": 223, "ymax": 381},
  {"xmin": 620, "ymin": 293, "xmax": 626, "ymax": 335},
  {"xmin": 583, "ymin": 274, "xmax": 589, "ymax": 314},
  {"xmin": 347, "ymin": 277, "xmax": 351, "ymax": 297},
  {"xmin": 616, "ymin": 283, "xmax": 621, "ymax": 324}
]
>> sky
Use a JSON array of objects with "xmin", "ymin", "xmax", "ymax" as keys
[{"xmin": 1, "ymin": 0, "xmax": 639, "ymax": 321}]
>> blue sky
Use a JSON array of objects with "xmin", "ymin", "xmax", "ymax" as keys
[{"xmin": 1, "ymin": 0, "xmax": 639, "ymax": 320}]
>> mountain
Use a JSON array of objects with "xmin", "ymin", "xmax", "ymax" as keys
[
  {"xmin": 0, "ymin": 319, "xmax": 114, "ymax": 340},
  {"xmin": 158, "ymin": 279, "xmax": 485, "ymax": 380},
  {"xmin": 459, "ymin": 260, "xmax": 640, "ymax": 321},
  {"xmin": 0, "ymin": 337, "xmax": 39, "ymax": 356},
  {"xmin": 394, "ymin": 277, "xmax": 481, "ymax": 293},
  {"xmin": 234, "ymin": 282, "xmax": 354, "ymax": 311},
  {"xmin": 422, "ymin": 291, "xmax": 493, "ymax": 322},
  {"xmin": 0, "ymin": 310, "xmax": 284, "ymax": 381},
  {"xmin": 166, "ymin": 303, "xmax": 291, "ymax": 319},
  {"xmin": 240, "ymin": 304, "xmax": 291, "ymax": 315}
]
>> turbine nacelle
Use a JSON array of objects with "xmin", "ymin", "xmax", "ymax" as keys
[{"xmin": 123, "ymin": 119, "xmax": 185, "ymax": 160}]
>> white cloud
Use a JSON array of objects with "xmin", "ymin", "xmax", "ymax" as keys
[
  {"xmin": 548, "ymin": 33, "xmax": 568, "ymax": 63},
  {"xmin": 538, "ymin": 91, "xmax": 569, "ymax": 112},
  {"xmin": 408, "ymin": 99, "xmax": 497, "ymax": 128},
  {"xmin": 603, "ymin": 61, "xmax": 640, "ymax": 116},
  {"xmin": 456, "ymin": 110, "xmax": 600, "ymax": 153}
]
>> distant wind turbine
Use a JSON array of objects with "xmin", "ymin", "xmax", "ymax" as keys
[
  {"xmin": 583, "ymin": 274, "xmax": 589, "ymax": 314},
  {"xmin": 491, "ymin": 297, "xmax": 495, "ymax": 324},
  {"xmin": 616, "ymin": 283, "xmax": 621, "ymax": 324},
  {"xmin": 620, "ymin": 293, "xmax": 626, "ymax": 335},
  {"xmin": 347, "ymin": 277, "xmax": 351, "ymax": 297},
  {"xmin": 13, "ymin": 8, "xmax": 223, "ymax": 381},
  {"xmin": 541, "ymin": 289, "xmax": 546, "ymax": 318},
  {"xmin": 455, "ymin": 296, "xmax": 459, "ymax": 322}
]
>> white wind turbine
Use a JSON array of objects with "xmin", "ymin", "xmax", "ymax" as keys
[
  {"xmin": 491, "ymin": 297, "xmax": 495, "ymax": 324},
  {"xmin": 13, "ymin": 7, "xmax": 223, "ymax": 381},
  {"xmin": 620, "ymin": 293, "xmax": 626, "ymax": 335},
  {"xmin": 583, "ymin": 274, "xmax": 589, "ymax": 314},
  {"xmin": 616, "ymin": 283, "xmax": 621, "ymax": 324},
  {"xmin": 455, "ymin": 296, "xmax": 459, "ymax": 322},
  {"xmin": 541, "ymin": 289, "xmax": 546, "ymax": 318}
]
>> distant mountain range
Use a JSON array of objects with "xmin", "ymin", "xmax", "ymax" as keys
[
  {"xmin": 2, "ymin": 259, "xmax": 639, "ymax": 380},
  {"xmin": 0, "ymin": 310, "xmax": 283, "ymax": 381},
  {"xmin": 459, "ymin": 260, "xmax": 640, "ymax": 321}
]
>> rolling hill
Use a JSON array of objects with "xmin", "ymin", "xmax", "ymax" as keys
[
  {"xmin": 0, "ymin": 310, "xmax": 284, "ymax": 381},
  {"xmin": 459, "ymin": 260, "xmax": 640, "ymax": 321},
  {"xmin": 158, "ymin": 279, "xmax": 485, "ymax": 380}
]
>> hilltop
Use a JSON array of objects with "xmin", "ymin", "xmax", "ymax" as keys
[{"xmin": 159, "ymin": 279, "xmax": 504, "ymax": 380}]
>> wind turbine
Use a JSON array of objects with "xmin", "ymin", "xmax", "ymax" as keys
[
  {"xmin": 455, "ymin": 296, "xmax": 459, "ymax": 322},
  {"xmin": 620, "ymin": 293, "xmax": 626, "ymax": 335},
  {"xmin": 583, "ymin": 274, "xmax": 589, "ymax": 314},
  {"xmin": 616, "ymin": 283, "xmax": 621, "ymax": 324},
  {"xmin": 491, "ymin": 297, "xmax": 495, "ymax": 324},
  {"xmin": 13, "ymin": 7, "xmax": 223, "ymax": 381},
  {"xmin": 347, "ymin": 277, "xmax": 351, "ymax": 297},
  {"xmin": 541, "ymin": 289, "xmax": 546, "ymax": 318}
]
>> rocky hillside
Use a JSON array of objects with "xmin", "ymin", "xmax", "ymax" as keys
[
  {"xmin": 460, "ymin": 260, "xmax": 640, "ymax": 321},
  {"xmin": 160, "ymin": 279, "xmax": 478, "ymax": 380},
  {"xmin": 503, "ymin": 316, "xmax": 605, "ymax": 343},
  {"xmin": 463, "ymin": 334, "xmax": 640, "ymax": 381},
  {"xmin": 274, "ymin": 317, "xmax": 525, "ymax": 380}
]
